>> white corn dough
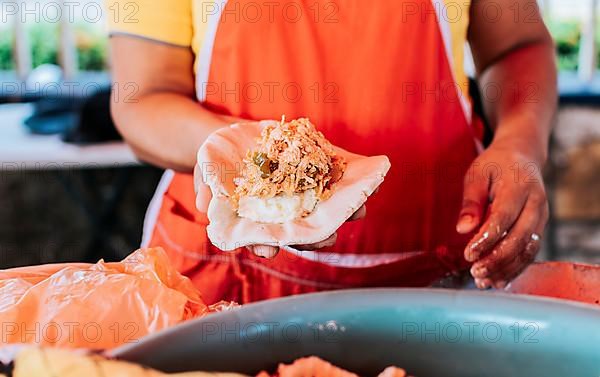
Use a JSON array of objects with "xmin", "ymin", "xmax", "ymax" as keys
[{"xmin": 237, "ymin": 189, "xmax": 318, "ymax": 223}]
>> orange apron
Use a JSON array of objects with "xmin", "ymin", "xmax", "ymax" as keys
[{"xmin": 145, "ymin": 0, "xmax": 482, "ymax": 304}]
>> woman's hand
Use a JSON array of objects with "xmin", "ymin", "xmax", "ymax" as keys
[
  {"xmin": 456, "ymin": 138, "xmax": 549, "ymax": 289},
  {"xmin": 465, "ymin": 0, "xmax": 555, "ymax": 288},
  {"xmin": 195, "ymin": 120, "xmax": 369, "ymax": 259},
  {"xmin": 247, "ymin": 205, "xmax": 366, "ymax": 258}
]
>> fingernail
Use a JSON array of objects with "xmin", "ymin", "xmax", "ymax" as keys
[
  {"xmin": 475, "ymin": 278, "xmax": 487, "ymax": 289},
  {"xmin": 464, "ymin": 246, "xmax": 478, "ymax": 262},
  {"xmin": 477, "ymin": 278, "xmax": 492, "ymax": 289},
  {"xmin": 470, "ymin": 265, "xmax": 487, "ymax": 278},
  {"xmin": 456, "ymin": 215, "xmax": 475, "ymax": 234},
  {"xmin": 252, "ymin": 245, "xmax": 278, "ymax": 258}
]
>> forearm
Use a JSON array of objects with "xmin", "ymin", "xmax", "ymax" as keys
[
  {"xmin": 478, "ymin": 39, "xmax": 557, "ymax": 164},
  {"xmin": 109, "ymin": 35, "xmax": 243, "ymax": 172},
  {"xmin": 112, "ymin": 92, "xmax": 236, "ymax": 171}
]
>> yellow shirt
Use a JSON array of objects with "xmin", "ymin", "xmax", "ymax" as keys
[{"xmin": 106, "ymin": 0, "xmax": 472, "ymax": 103}]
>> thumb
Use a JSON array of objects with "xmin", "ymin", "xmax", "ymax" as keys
[
  {"xmin": 457, "ymin": 166, "xmax": 488, "ymax": 234},
  {"xmin": 194, "ymin": 163, "xmax": 212, "ymax": 212},
  {"xmin": 247, "ymin": 245, "xmax": 280, "ymax": 258}
]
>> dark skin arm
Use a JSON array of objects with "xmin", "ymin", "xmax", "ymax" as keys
[
  {"xmin": 109, "ymin": 35, "xmax": 239, "ymax": 171},
  {"xmin": 459, "ymin": 0, "xmax": 557, "ymax": 288}
]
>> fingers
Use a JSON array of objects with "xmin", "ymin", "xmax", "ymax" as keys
[
  {"xmin": 294, "ymin": 232, "xmax": 338, "ymax": 251},
  {"xmin": 247, "ymin": 203, "xmax": 347, "ymax": 257},
  {"xmin": 487, "ymin": 204, "xmax": 548, "ymax": 288},
  {"xmin": 248, "ymin": 231, "xmax": 338, "ymax": 258},
  {"xmin": 492, "ymin": 200, "xmax": 547, "ymax": 287},
  {"xmin": 472, "ymin": 230, "xmax": 542, "ymax": 289},
  {"xmin": 490, "ymin": 233, "xmax": 542, "ymax": 289},
  {"xmin": 247, "ymin": 181, "xmax": 369, "ymax": 256},
  {"xmin": 348, "ymin": 205, "xmax": 366, "ymax": 221},
  {"xmin": 456, "ymin": 167, "xmax": 489, "ymax": 234},
  {"xmin": 464, "ymin": 186, "xmax": 528, "ymax": 262},
  {"xmin": 247, "ymin": 245, "xmax": 280, "ymax": 258},
  {"xmin": 471, "ymin": 194, "xmax": 548, "ymax": 289}
]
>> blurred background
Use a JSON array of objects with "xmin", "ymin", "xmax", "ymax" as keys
[{"xmin": 0, "ymin": 0, "xmax": 598, "ymax": 268}]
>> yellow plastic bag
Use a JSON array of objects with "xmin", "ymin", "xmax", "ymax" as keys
[{"xmin": 0, "ymin": 248, "xmax": 208, "ymax": 349}]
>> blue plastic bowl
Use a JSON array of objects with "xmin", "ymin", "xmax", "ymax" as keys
[{"xmin": 112, "ymin": 289, "xmax": 600, "ymax": 377}]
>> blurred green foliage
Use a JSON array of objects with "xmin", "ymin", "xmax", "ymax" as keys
[
  {"xmin": 74, "ymin": 24, "xmax": 108, "ymax": 71},
  {"xmin": 30, "ymin": 23, "xmax": 59, "ymax": 67},
  {"xmin": 0, "ymin": 22, "xmax": 107, "ymax": 72},
  {"xmin": 548, "ymin": 19, "xmax": 581, "ymax": 71},
  {"xmin": 0, "ymin": 19, "xmax": 594, "ymax": 73},
  {"xmin": 0, "ymin": 28, "xmax": 13, "ymax": 70}
]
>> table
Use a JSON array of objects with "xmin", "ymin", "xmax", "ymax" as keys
[
  {"xmin": 0, "ymin": 103, "xmax": 138, "ymax": 168},
  {"xmin": 0, "ymin": 103, "xmax": 142, "ymax": 262}
]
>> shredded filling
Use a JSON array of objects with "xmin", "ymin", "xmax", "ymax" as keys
[{"xmin": 233, "ymin": 117, "xmax": 346, "ymax": 212}]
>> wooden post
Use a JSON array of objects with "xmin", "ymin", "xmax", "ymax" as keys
[
  {"xmin": 540, "ymin": 0, "xmax": 550, "ymax": 20},
  {"xmin": 13, "ymin": 6, "xmax": 32, "ymax": 80},
  {"xmin": 59, "ymin": 0, "xmax": 78, "ymax": 79},
  {"xmin": 578, "ymin": 0, "xmax": 598, "ymax": 83}
]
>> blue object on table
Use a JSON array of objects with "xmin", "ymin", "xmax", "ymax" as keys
[
  {"xmin": 24, "ymin": 103, "xmax": 79, "ymax": 135},
  {"xmin": 112, "ymin": 288, "xmax": 600, "ymax": 377},
  {"xmin": 559, "ymin": 71, "xmax": 600, "ymax": 105}
]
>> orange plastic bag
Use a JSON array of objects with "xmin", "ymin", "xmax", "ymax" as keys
[{"xmin": 0, "ymin": 248, "xmax": 208, "ymax": 349}]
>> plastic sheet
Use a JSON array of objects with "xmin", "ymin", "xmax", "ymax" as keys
[{"xmin": 0, "ymin": 248, "xmax": 209, "ymax": 349}]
